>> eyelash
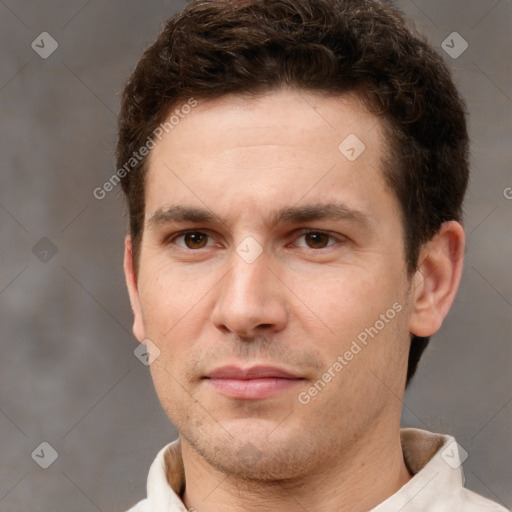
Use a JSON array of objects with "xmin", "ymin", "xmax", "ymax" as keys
[{"xmin": 167, "ymin": 229, "xmax": 345, "ymax": 251}]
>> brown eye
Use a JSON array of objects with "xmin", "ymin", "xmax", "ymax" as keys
[
  {"xmin": 175, "ymin": 231, "xmax": 211, "ymax": 249},
  {"xmin": 304, "ymin": 231, "xmax": 332, "ymax": 249},
  {"xmin": 184, "ymin": 232, "xmax": 208, "ymax": 249}
]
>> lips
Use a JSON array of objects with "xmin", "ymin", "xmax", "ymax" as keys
[
  {"xmin": 204, "ymin": 365, "xmax": 304, "ymax": 400},
  {"xmin": 207, "ymin": 365, "xmax": 299, "ymax": 380}
]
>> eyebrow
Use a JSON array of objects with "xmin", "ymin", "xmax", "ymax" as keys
[
  {"xmin": 148, "ymin": 205, "xmax": 217, "ymax": 227},
  {"xmin": 147, "ymin": 202, "xmax": 371, "ymax": 229},
  {"xmin": 270, "ymin": 203, "xmax": 370, "ymax": 228}
]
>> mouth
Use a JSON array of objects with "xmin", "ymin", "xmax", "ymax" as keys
[{"xmin": 203, "ymin": 365, "xmax": 305, "ymax": 400}]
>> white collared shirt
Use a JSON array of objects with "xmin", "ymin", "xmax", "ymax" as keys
[{"xmin": 126, "ymin": 428, "xmax": 508, "ymax": 511}]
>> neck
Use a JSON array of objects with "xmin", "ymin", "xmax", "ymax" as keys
[{"xmin": 180, "ymin": 418, "xmax": 412, "ymax": 512}]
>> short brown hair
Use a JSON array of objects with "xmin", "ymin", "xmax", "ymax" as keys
[{"xmin": 116, "ymin": 0, "xmax": 469, "ymax": 386}]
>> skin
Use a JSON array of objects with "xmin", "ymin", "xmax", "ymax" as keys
[{"xmin": 124, "ymin": 88, "xmax": 465, "ymax": 512}]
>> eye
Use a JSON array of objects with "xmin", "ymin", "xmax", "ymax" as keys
[
  {"xmin": 294, "ymin": 230, "xmax": 340, "ymax": 249},
  {"xmin": 172, "ymin": 231, "xmax": 215, "ymax": 249}
]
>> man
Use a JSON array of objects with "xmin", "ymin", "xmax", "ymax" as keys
[{"xmin": 117, "ymin": 0, "xmax": 507, "ymax": 510}]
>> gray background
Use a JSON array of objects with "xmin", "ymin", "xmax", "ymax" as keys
[{"xmin": 0, "ymin": 1, "xmax": 510, "ymax": 510}]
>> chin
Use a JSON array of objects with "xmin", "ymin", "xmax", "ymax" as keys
[{"xmin": 182, "ymin": 419, "xmax": 319, "ymax": 482}]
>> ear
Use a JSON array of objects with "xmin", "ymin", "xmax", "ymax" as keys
[
  {"xmin": 409, "ymin": 221, "xmax": 465, "ymax": 337},
  {"xmin": 124, "ymin": 236, "xmax": 146, "ymax": 342}
]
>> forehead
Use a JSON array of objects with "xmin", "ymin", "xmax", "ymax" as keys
[
  {"xmin": 150, "ymin": 89, "xmax": 385, "ymax": 160},
  {"xmin": 144, "ymin": 89, "xmax": 396, "ymax": 225}
]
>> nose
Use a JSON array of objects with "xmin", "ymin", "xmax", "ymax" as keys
[{"xmin": 210, "ymin": 246, "xmax": 288, "ymax": 339}]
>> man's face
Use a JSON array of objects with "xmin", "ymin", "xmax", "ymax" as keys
[{"xmin": 126, "ymin": 89, "xmax": 415, "ymax": 479}]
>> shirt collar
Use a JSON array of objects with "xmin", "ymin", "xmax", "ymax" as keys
[
  {"xmin": 146, "ymin": 440, "xmax": 188, "ymax": 512},
  {"xmin": 372, "ymin": 428, "xmax": 465, "ymax": 511},
  {"xmin": 145, "ymin": 428, "xmax": 465, "ymax": 512}
]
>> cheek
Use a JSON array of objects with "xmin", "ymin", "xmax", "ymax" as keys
[
  {"xmin": 148, "ymin": 360, "xmax": 185, "ymax": 424},
  {"xmin": 290, "ymin": 263, "xmax": 410, "ymax": 386},
  {"xmin": 137, "ymin": 262, "xmax": 214, "ymax": 379},
  {"xmin": 292, "ymin": 266, "xmax": 398, "ymax": 334},
  {"xmin": 137, "ymin": 260, "xmax": 210, "ymax": 333}
]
